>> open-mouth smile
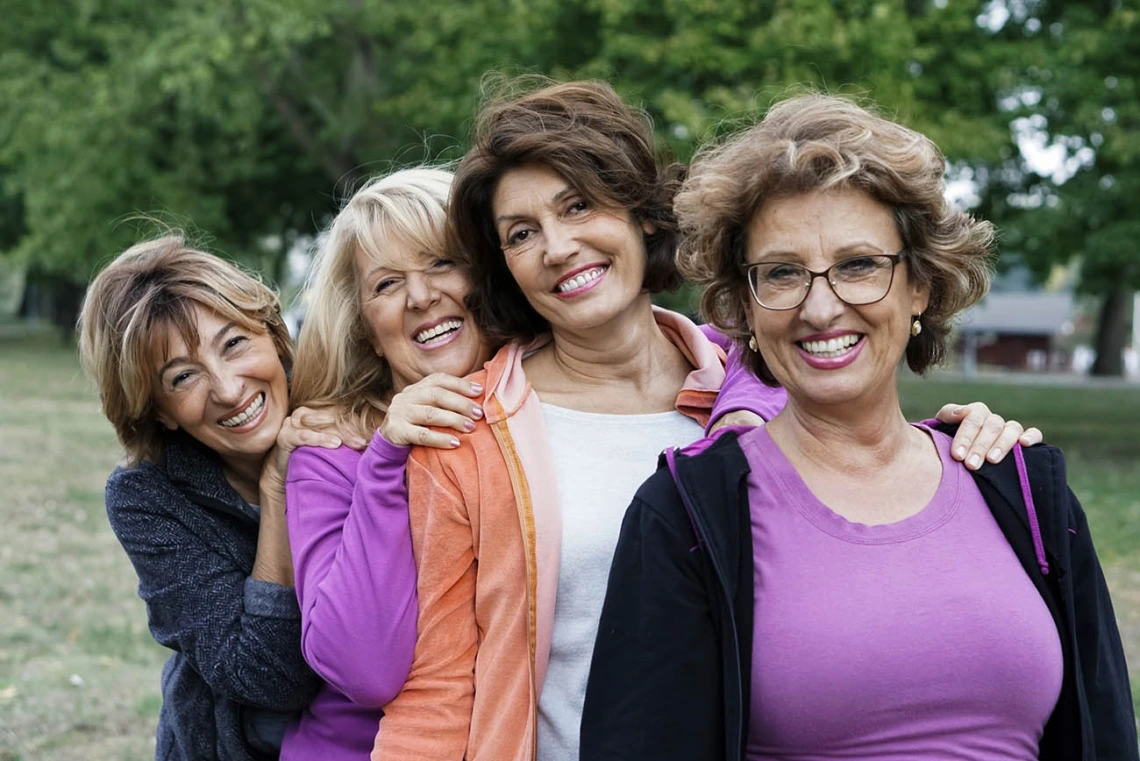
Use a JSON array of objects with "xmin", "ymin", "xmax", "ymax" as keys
[
  {"xmin": 219, "ymin": 392, "xmax": 266, "ymax": 429},
  {"xmin": 554, "ymin": 265, "xmax": 609, "ymax": 298}
]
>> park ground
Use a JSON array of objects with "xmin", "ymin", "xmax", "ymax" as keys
[{"xmin": 1, "ymin": 332, "xmax": 1137, "ymax": 759}]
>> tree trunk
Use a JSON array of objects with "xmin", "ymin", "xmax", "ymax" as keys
[{"xmin": 1090, "ymin": 287, "xmax": 1131, "ymax": 377}]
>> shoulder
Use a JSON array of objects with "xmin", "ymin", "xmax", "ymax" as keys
[
  {"xmin": 105, "ymin": 461, "xmax": 181, "ymax": 515},
  {"xmin": 633, "ymin": 432, "xmax": 749, "ymax": 525},
  {"xmin": 287, "ymin": 444, "xmax": 362, "ymax": 487}
]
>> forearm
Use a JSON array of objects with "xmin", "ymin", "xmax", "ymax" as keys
[
  {"xmin": 252, "ymin": 479, "xmax": 295, "ymax": 586},
  {"xmin": 288, "ymin": 435, "xmax": 418, "ymax": 706}
]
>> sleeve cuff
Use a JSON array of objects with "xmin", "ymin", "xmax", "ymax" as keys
[
  {"xmin": 369, "ymin": 429, "xmax": 413, "ymax": 463},
  {"xmin": 243, "ymin": 577, "xmax": 302, "ymax": 619}
]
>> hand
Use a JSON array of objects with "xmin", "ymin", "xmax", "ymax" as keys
[
  {"xmin": 260, "ymin": 406, "xmax": 359, "ymax": 492},
  {"xmin": 708, "ymin": 410, "xmax": 766, "ymax": 436},
  {"xmin": 935, "ymin": 402, "xmax": 1043, "ymax": 471},
  {"xmin": 380, "ymin": 374, "xmax": 484, "ymax": 449}
]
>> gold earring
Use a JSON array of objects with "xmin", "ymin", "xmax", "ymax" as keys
[
  {"xmin": 748, "ymin": 334, "xmax": 758, "ymax": 352},
  {"xmin": 911, "ymin": 316, "xmax": 923, "ymax": 337}
]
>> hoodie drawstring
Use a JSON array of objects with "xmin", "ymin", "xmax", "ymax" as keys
[{"xmin": 1013, "ymin": 443, "xmax": 1050, "ymax": 576}]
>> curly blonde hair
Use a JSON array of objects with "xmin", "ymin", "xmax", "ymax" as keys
[
  {"xmin": 78, "ymin": 235, "xmax": 291, "ymax": 464},
  {"xmin": 289, "ymin": 167, "xmax": 454, "ymax": 433},
  {"xmin": 676, "ymin": 94, "xmax": 995, "ymax": 383}
]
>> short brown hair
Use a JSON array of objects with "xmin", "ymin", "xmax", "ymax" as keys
[
  {"xmin": 450, "ymin": 77, "xmax": 684, "ymax": 345},
  {"xmin": 78, "ymin": 235, "xmax": 291, "ymax": 464},
  {"xmin": 676, "ymin": 94, "xmax": 994, "ymax": 383}
]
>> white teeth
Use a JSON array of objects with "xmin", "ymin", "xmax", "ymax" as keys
[
  {"xmin": 221, "ymin": 392, "xmax": 265, "ymax": 428},
  {"xmin": 800, "ymin": 334, "xmax": 861, "ymax": 357},
  {"xmin": 557, "ymin": 267, "xmax": 606, "ymax": 293},
  {"xmin": 414, "ymin": 319, "xmax": 463, "ymax": 344}
]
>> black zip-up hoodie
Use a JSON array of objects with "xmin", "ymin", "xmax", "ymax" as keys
[{"xmin": 581, "ymin": 430, "xmax": 1137, "ymax": 761}]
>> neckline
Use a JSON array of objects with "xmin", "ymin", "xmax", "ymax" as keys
[
  {"xmin": 744, "ymin": 424, "xmax": 961, "ymax": 545},
  {"xmin": 539, "ymin": 401, "xmax": 691, "ymax": 423}
]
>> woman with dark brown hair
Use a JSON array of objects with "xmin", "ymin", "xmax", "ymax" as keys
[{"xmin": 373, "ymin": 80, "xmax": 1042, "ymax": 761}]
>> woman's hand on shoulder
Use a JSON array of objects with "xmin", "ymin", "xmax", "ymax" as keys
[
  {"xmin": 261, "ymin": 406, "xmax": 362, "ymax": 492},
  {"xmin": 935, "ymin": 402, "xmax": 1043, "ymax": 470},
  {"xmin": 380, "ymin": 374, "xmax": 484, "ymax": 449}
]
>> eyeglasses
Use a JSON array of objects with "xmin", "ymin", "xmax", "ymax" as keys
[{"xmin": 742, "ymin": 253, "xmax": 904, "ymax": 311}]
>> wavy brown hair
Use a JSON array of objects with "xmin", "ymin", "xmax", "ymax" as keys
[
  {"xmin": 676, "ymin": 94, "xmax": 995, "ymax": 384},
  {"xmin": 78, "ymin": 235, "xmax": 291, "ymax": 464},
  {"xmin": 450, "ymin": 76, "xmax": 685, "ymax": 345}
]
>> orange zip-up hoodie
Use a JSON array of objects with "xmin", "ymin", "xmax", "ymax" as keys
[{"xmin": 372, "ymin": 308, "xmax": 727, "ymax": 761}]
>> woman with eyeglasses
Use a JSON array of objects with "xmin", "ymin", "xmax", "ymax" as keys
[{"xmin": 580, "ymin": 95, "xmax": 1136, "ymax": 761}]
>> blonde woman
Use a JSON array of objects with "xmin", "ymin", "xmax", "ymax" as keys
[
  {"xmin": 78, "ymin": 237, "xmax": 344, "ymax": 761},
  {"xmin": 280, "ymin": 168, "xmax": 493, "ymax": 759}
]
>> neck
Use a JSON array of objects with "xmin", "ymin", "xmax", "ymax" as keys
[
  {"xmin": 767, "ymin": 378, "xmax": 916, "ymax": 472},
  {"xmin": 528, "ymin": 295, "xmax": 691, "ymax": 413},
  {"xmin": 222, "ymin": 454, "xmax": 266, "ymax": 504},
  {"xmin": 547, "ymin": 296, "xmax": 674, "ymax": 387}
]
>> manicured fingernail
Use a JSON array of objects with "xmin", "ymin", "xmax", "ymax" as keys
[
  {"xmin": 352, "ymin": 438, "xmax": 367, "ymax": 449},
  {"xmin": 449, "ymin": 438, "xmax": 461, "ymax": 448},
  {"xmin": 987, "ymin": 447, "xmax": 1002, "ymax": 462},
  {"xmin": 967, "ymin": 454, "xmax": 982, "ymax": 469},
  {"xmin": 952, "ymin": 406, "xmax": 964, "ymax": 415},
  {"xmin": 470, "ymin": 383, "xmax": 483, "ymax": 394},
  {"xmin": 463, "ymin": 419, "xmax": 476, "ymax": 432},
  {"xmin": 472, "ymin": 405, "xmax": 484, "ymax": 419},
  {"xmin": 330, "ymin": 438, "xmax": 342, "ymax": 448},
  {"xmin": 954, "ymin": 445, "xmax": 967, "ymax": 459}
]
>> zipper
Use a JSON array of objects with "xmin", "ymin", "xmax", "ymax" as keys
[{"xmin": 674, "ymin": 458, "xmax": 745, "ymax": 760}]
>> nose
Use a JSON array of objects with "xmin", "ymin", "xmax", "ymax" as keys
[
  {"xmin": 542, "ymin": 219, "xmax": 580, "ymax": 267},
  {"xmin": 797, "ymin": 275, "xmax": 846, "ymax": 327},
  {"xmin": 405, "ymin": 272, "xmax": 442, "ymax": 311},
  {"xmin": 210, "ymin": 368, "xmax": 245, "ymax": 407}
]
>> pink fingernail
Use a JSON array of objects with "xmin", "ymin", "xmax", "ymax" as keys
[
  {"xmin": 450, "ymin": 438, "xmax": 461, "ymax": 448},
  {"xmin": 470, "ymin": 383, "xmax": 483, "ymax": 394},
  {"xmin": 472, "ymin": 406, "xmax": 484, "ymax": 419},
  {"xmin": 464, "ymin": 420, "xmax": 476, "ymax": 432}
]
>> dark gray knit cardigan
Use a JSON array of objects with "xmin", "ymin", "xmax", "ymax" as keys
[{"xmin": 105, "ymin": 430, "xmax": 321, "ymax": 760}]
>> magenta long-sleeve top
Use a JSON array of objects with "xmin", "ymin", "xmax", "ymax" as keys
[{"xmin": 281, "ymin": 433, "xmax": 416, "ymax": 760}]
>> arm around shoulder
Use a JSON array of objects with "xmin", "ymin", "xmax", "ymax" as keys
[
  {"xmin": 372, "ymin": 448, "xmax": 477, "ymax": 761},
  {"xmin": 285, "ymin": 435, "xmax": 418, "ymax": 707},
  {"xmin": 581, "ymin": 471, "xmax": 724, "ymax": 761},
  {"xmin": 1055, "ymin": 449, "xmax": 1139, "ymax": 758}
]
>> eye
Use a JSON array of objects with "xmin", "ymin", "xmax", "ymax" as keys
[
  {"xmin": 374, "ymin": 277, "xmax": 399, "ymax": 294},
  {"xmin": 429, "ymin": 258, "xmax": 455, "ymax": 271},
  {"xmin": 170, "ymin": 370, "xmax": 193, "ymax": 388},
  {"xmin": 223, "ymin": 335, "xmax": 248, "ymax": 352},
  {"xmin": 834, "ymin": 257, "xmax": 880, "ymax": 278},
  {"xmin": 506, "ymin": 227, "xmax": 534, "ymax": 246},
  {"xmin": 765, "ymin": 264, "xmax": 805, "ymax": 283},
  {"xmin": 566, "ymin": 198, "xmax": 589, "ymax": 215}
]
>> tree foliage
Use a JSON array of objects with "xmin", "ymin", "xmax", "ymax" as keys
[{"xmin": 0, "ymin": 0, "xmax": 1131, "ymax": 371}]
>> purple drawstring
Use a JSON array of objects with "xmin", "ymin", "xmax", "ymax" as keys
[
  {"xmin": 1013, "ymin": 443, "xmax": 1050, "ymax": 576},
  {"xmin": 665, "ymin": 447, "xmax": 704, "ymax": 553}
]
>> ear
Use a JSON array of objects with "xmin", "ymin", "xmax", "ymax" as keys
[
  {"xmin": 909, "ymin": 279, "xmax": 931, "ymax": 317},
  {"xmin": 640, "ymin": 219, "xmax": 658, "ymax": 236}
]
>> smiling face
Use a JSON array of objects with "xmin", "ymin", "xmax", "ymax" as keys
[
  {"xmin": 491, "ymin": 164, "xmax": 653, "ymax": 335},
  {"xmin": 153, "ymin": 305, "xmax": 289, "ymax": 467},
  {"xmin": 745, "ymin": 187, "xmax": 929, "ymax": 409},
  {"xmin": 354, "ymin": 235, "xmax": 490, "ymax": 393}
]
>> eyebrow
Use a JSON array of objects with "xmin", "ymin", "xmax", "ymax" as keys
[
  {"xmin": 155, "ymin": 321, "xmax": 237, "ymax": 380},
  {"xmin": 494, "ymin": 185, "xmax": 576, "ymax": 224},
  {"xmin": 752, "ymin": 242, "xmax": 891, "ymax": 260}
]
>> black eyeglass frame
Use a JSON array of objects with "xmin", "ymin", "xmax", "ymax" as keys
[{"xmin": 741, "ymin": 252, "xmax": 906, "ymax": 311}]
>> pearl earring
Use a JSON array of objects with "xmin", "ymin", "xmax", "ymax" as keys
[
  {"xmin": 748, "ymin": 335, "xmax": 758, "ymax": 352},
  {"xmin": 911, "ymin": 316, "xmax": 923, "ymax": 337}
]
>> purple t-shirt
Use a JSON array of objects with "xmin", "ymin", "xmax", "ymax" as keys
[
  {"xmin": 281, "ymin": 433, "xmax": 418, "ymax": 760},
  {"xmin": 740, "ymin": 425, "xmax": 1062, "ymax": 760}
]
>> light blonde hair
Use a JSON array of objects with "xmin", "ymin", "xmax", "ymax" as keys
[
  {"xmin": 78, "ymin": 235, "xmax": 291, "ymax": 464},
  {"xmin": 289, "ymin": 167, "xmax": 454, "ymax": 432},
  {"xmin": 676, "ymin": 94, "xmax": 994, "ymax": 382}
]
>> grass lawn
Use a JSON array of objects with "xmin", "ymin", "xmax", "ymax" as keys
[{"xmin": 1, "ymin": 336, "xmax": 1137, "ymax": 758}]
